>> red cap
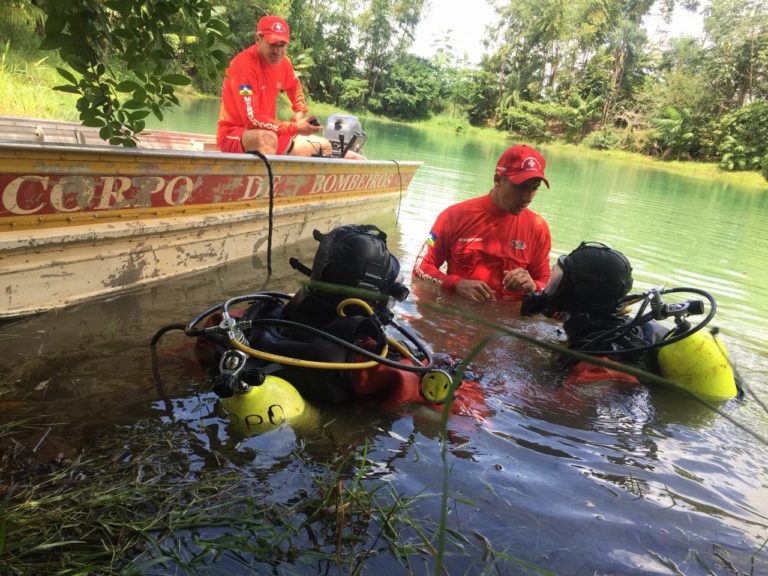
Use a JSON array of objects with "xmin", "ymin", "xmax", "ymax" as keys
[
  {"xmin": 257, "ymin": 15, "xmax": 290, "ymax": 43},
  {"xmin": 495, "ymin": 145, "xmax": 549, "ymax": 188}
]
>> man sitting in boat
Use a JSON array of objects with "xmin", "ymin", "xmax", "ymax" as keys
[
  {"xmin": 520, "ymin": 242, "xmax": 739, "ymax": 399},
  {"xmin": 216, "ymin": 15, "xmax": 332, "ymax": 157}
]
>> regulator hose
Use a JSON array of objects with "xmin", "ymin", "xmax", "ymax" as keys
[
  {"xmin": 162, "ymin": 294, "xmax": 438, "ymax": 374},
  {"xmin": 570, "ymin": 287, "xmax": 718, "ymax": 358}
]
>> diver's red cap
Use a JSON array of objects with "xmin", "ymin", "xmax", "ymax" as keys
[{"xmin": 495, "ymin": 145, "xmax": 550, "ymax": 188}]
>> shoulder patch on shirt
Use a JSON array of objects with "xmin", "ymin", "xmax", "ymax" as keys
[
  {"xmin": 426, "ymin": 231, "xmax": 437, "ymax": 247},
  {"xmin": 511, "ymin": 240, "xmax": 527, "ymax": 249},
  {"xmin": 238, "ymin": 84, "xmax": 253, "ymax": 95}
]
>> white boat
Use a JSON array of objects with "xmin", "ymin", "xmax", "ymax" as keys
[{"xmin": 0, "ymin": 116, "xmax": 420, "ymax": 318}]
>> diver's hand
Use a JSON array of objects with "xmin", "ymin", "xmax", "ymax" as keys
[
  {"xmin": 456, "ymin": 279, "xmax": 497, "ymax": 302},
  {"xmin": 503, "ymin": 268, "xmax": 536, "ymax": 293},
  {"xmin": 291, "ymin": 111, "xmax": 306, "ymax": 123}
]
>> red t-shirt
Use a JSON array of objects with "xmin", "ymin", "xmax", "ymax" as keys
[
  {"xmin": 216, "ymin": 45, "xmax": 309, "ymax": 153},
  {"xmin": 413, "ymin": 194, "xmax": 552, "ymax": 300}
]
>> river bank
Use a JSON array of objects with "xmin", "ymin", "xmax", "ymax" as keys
[{"xmin": 2, "ymin": 48, "xmax": 765, "ymax": 190}]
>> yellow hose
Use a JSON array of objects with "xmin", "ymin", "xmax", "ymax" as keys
[
  {"xmin": 386, "ymin": 336, "xmax": 420, "ymax": 363},
  {"xmin": 336, "ymin": 297, "xmax": 375, "ymax": 317},
  {"xmin": 228, "ymin": 297, "xmax": 393, "ymax": 370}
]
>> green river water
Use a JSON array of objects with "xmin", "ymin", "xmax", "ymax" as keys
[{"xmin": 3, "ymin": 99, "xmax": 768, "ymax": 574}]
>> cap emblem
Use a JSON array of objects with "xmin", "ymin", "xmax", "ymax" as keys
[{"xmin": 521, "ymin": 157, "xmax": 541, "ymax": 171}]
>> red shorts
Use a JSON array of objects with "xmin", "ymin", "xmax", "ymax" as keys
[{"xmin": 217, "ymin": 130, "xmax": 295, "ymax": 155}]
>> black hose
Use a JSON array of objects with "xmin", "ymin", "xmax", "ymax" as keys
[
  {"xmin": 572, "ymin": 287, "xmax": 718, "ymax": 358},
  {"xmin": 150, "ymin": 323, "xmax": 187, "ymax": 347},
  {"xmin": 249, "ymin": 151, "xmax": 275, "ymax": 276},
  {"xmin": 153, "ymin": 290, "xmax": 437, "ymax": 374},
  {"xmin": 246, "ymin": 317, "xmax": 437, "ymax": 374},
  {"xmin": 391, "ymin": 160, "xmax": 404, "ymax": 226}
]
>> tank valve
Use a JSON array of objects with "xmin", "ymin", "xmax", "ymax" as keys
[
  {"xmin": 212, "ymin": 349, "xmax": 260, "ymax": 397},
  {"xmin": 219, "ymin": 316, "xmax": 249, "ymax": 346}
]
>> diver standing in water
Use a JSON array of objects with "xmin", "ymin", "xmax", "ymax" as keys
[
  {"xmin": 520, "ymin": 242, "xmax": 740, "ymax": 399},
  {"xmin": 413, "ymin": 145, "xmax": 552, "ymax": 303}
]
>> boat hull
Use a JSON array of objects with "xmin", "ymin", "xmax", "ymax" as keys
[{"xmin": 0, "ymin": 124, "xmax": 419, "ymax": 318}]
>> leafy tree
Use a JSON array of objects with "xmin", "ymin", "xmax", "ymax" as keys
[
  {"xmin": 645, "ymin": 36, "xmax": 715, "ymax": 115},
  {"xmin": 367, "ymin": 54, "xmax": 439, "ymax": 120},
  {"xmin": 337, "ymin": 77, "xmax": 369, "ymax": 111},
  {"xmin": 459, "ymin": 65, "xmax": 497, "ymax": 126},
  {"xmin": 218, "ymin": 0, "xmax": 285, "ymax": 51},
  {"xmin": 426, "ymin": 31, "xmax": 473, "ymax": 117},
  {"xmin": 0, "ymin": 0, "xmax": 44, "ymax": 29},
  {"xmin": 297, "ymin": 0, "xmax": 359, "ymax": 104},
  {"xmin": 40, "ymin": 0, "xmax": 232, "ymax": 145},
  {"xmin": 489, "ymin": 0, "xmax": 569, "ymax": 101},
  {"xmin": 567, "ymin": 93, "xmax": 602, "ymax": 140},
  {"xmin": 714, "ymin": 101, "xmax": 768, "ymax": 171},
  {"xmin": 600, "ymin": 17, "xmax": 648, "ymax": 123},
  {"xmin": 0, "ymin": 0, "xmax": 45, "ymax": 50},
  {"xmin": 703, "ymin": 0, "xmax": 768, "ymax": 109},
  {"xmin": 357, "ymin": 0, "xmax": 426, "ymax": 103},
  {"xmin": 651, "ymin": 106, "xmax": 696, "ymax": 159}
]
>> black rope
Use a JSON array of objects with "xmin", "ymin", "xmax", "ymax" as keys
[
  {"xmin": 249, "ymin": 151, "xmax": 275, "ymax": 276},
  {"xmin": 391, "ymin": 160, "xmax": 404, "ymax": 226}
]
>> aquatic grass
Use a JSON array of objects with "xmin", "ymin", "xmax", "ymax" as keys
[
  {"xmin": 0, "ymin": 419, "xmax": 294, "ymax": 574},
  {"xmin": 3, "ymin": 414, "xmax": 539, "ymax": 575}
]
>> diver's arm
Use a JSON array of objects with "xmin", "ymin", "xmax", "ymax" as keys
[
  {"xmin": 412, "ymin": 214, "xmax": 464, "ymax": 291},
  {"xmin": 524, "ymin": 220, "xmax": 553, "ymax": 292}
]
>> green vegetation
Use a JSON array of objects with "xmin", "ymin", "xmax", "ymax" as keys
[
  {"xmin": 1, "ymin": 0, "xmax": 767, "ymax": 182},
  {"xmin": 0, "ymin": 415, "xmax": 545, "ymax": 574}
]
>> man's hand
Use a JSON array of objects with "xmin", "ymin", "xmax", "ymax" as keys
[
  {"xmin": 503, "ymin": 268, "xmax": 536, "ymax": 293},
  {"xmin": 455, "ymin": 279, "xmax": 497, "ymax": 302},
  {"xmin": 296, "ymin": 116, "xmax": 322, "ymax": 136}
]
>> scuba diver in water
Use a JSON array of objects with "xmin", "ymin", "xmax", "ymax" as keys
[
  {"xmin": 161, "ymin": 224, "xmax": 488, "ymax": 435},
  {"xmin": 520, "ymin": 241, "xmax": 741, "ymax": 399}
]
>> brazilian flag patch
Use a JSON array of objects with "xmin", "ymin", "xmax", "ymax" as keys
[
  {"xmin": 238, "ymin": 84, "xmax": 253, "ymax": 95},
  {"xmin": 427, "ymin": 231, "xmax": 437, "ymax": 247}
]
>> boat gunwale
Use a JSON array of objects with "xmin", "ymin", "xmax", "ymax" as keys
[{"xmin": 0, "ymin": 140, "xmax": 423, "ymax": 168}]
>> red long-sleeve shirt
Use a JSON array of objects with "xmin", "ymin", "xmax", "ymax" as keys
[
  {"xmin": 217, "ymin": 45, "xmax": 309, "ymax": 153},
  {"xmin": 413, "ymin": 194, "xmax": 552, "ymax": 301}
]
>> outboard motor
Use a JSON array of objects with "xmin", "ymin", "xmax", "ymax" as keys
[{"xmin": 324, "ymin": 114, "xmax": 367, "ymax": 158}]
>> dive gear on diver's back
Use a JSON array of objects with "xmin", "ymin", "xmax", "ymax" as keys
[{"xmin": 522, "ymin": 241, "xmax": 740, "ymax": 399}]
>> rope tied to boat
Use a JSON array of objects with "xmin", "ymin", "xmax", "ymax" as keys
[{"xmin": 390, "ymin": 160, "xmax": 404, "ymax": 226}]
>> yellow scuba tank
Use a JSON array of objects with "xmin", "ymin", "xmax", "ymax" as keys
[
  {"xmin": 657, "ymin": 330, "xmax": 737, "ymax": 400},
  {"xmin": 222, "ymin": 375, "xmax": 307, "ymax": 435}
]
